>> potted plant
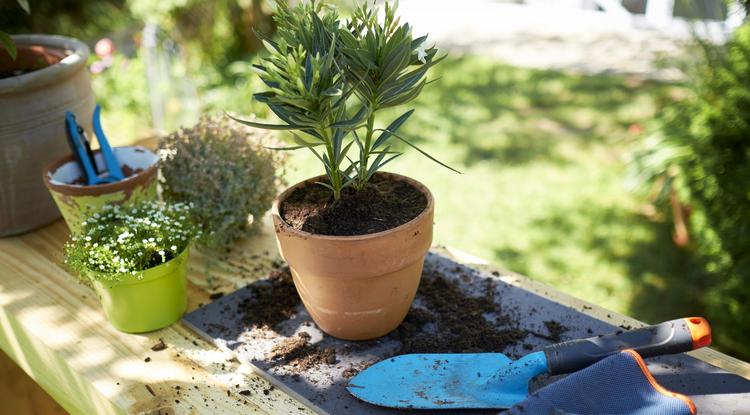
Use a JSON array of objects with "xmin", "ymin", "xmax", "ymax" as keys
[
  {"xmin": 1, "ymin": 34, "xmax": 95, "ymax": 236},
  {"xmin": 43, "ymin": 146, "xmax": 160, "ymax": 235},
  {"xmin": 231, "ymin": 1, "xmax": 455, "ymax": 340},
  {"xmin": 64, "ymin": 201, "xmax": 199, "ymax": 333},
  {"xmin": 158, "ymin": 115, "xmax": 286, "ymax": 250}
]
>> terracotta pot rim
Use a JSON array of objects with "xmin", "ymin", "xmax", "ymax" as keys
[
  {"xmin": 42, "ymin": 146, "xmax": 160, "ymax": 196},
  {"xmin": 0, "ymin": 35, "xmax": 89, "ymax": 94},
  {"xmin": 271, "ymin": 172, "xmax": 434, "ymax": 241}
]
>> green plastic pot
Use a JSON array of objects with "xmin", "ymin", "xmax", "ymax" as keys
[{"xmin": 92, "ymin": 249, "xmax": 189, "ymax": 333}]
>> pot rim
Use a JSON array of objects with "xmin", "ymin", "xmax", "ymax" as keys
[
  {"xmin": 42, "ymin": 146, "xmax": 160, "ymax": 196},
  {"xmin": 0, "ymin": 34, "xmax": 89, "ymax": 94},
  {"xmin": 271, "ymin": 171, "xmax": 434, "ymax": 241}
]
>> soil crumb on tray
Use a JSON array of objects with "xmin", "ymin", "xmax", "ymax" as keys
[
  {"xmin": 280, "ymin": 173, "xmax": 427, "ymax": 236},
  {"xmin": 239, "ymin": 266, "xmax": 300, "ymax": 330},
  {"xmin": 267, "ymin": 332, "xmax": 336, "ymax": 370},
  {"xmin": 394, "ymin": 275, "xmax": 529, "ymax": 354}
]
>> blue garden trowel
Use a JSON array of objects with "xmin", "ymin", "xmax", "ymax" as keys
[
  {"xmin": 65, "ymin": 105, "xmax": 124, "ymax": 185},
  {"xmin": 348, "ymin": 317, "xmax": 712, "ymax": 409}
]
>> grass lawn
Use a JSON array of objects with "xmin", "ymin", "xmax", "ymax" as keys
[{"xmin": 280, "ymin": 55, "xmax": 709, "ymax": 325}]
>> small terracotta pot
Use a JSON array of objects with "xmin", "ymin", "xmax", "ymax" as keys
[
  {"xmin": 42, "ymin": 146, "xmax": 160, "ymax": 234},
  {"xmin": 271, "ymin": 173, "xmax": 434, "ymax": 340}
]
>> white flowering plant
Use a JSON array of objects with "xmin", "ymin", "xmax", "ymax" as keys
[{"xmin": 64, "ymin": 201, "xmax": 200, "ymax": 283}]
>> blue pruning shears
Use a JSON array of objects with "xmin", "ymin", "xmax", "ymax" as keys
[{"xmin": 64, "ymin": 105, "xmax": 124, "ymax": 185}]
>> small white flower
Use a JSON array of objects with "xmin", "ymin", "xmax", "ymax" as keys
[
  {"xmin": 170, "ymin": 245, "xmax": 177, "ymax": 251},
  {"xmin": 99, "ymin": 264, "xmax": 105, "ymax": 270},
  {"xmin": 416, "ymin": 42, "xmax": 428, "ymax": 63},
  {"xmin": 84, "ymin": 236, "xmax": 92, "ymax": 241}
]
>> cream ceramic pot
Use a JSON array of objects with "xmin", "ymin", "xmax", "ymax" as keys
[{"xmin": 0, "ymin": 35, "xmax": 95, "ymax": 236}]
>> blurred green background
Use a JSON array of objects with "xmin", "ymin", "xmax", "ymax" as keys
[{"xmin": 2, "ymin": 0, "xmax": 748, "ymax": 359}]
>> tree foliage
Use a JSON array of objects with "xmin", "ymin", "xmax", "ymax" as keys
[{"xmin": 636, "ymin": 23, "xmax": 750, "ymax": 356}]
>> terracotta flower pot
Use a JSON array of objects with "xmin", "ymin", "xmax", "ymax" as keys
[
  {"xmin": 271, "ymin": 173, "xmax": 434, "ymax": 340},
  {"xmin": 0, "ymin": 35, "xmax": 95, "ymax": 236},
  {"xmin": 42, "ymin": 146, "xmax": 160, "ymax": 234}
]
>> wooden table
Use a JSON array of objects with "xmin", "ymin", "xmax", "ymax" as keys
[{"xmin": 2, "ymin": 214, "xmax": 749, "ymax": 414}]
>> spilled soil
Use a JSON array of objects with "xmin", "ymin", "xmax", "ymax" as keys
[
  {"xmin": 237, "ymin": 264, "xmax": 567, "ymax": 378},
  {"xmin": 279, "ymin": 173, "xmax": 427, "ymax": 236},
  {"xmin": 267, "ymin": 332, "xmax": 337, "ymax": 371}
]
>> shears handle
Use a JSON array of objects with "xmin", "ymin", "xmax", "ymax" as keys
[
  {"xmin": 544, "ymin": 317, "xmax": 711, "ymax": 375},
  {"xmin": 92, "ymin": 105, "xmax": 124, "ymax": 183},
  {"xmin": 65, "ymin": 112, "xmax": 99, "ymax": 185}
]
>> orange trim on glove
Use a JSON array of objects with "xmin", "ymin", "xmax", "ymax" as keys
[{"xmin": 624, "ymin": 349, "xmax": 697, "ymax": 415}]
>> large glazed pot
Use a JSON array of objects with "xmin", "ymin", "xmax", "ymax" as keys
[
  {"xmin": 0, "ymin": 35, "xmax": 95, "ymax": 236},
  {"xmin": 272, "ymin": 172, "xmax": 434, "ymax": 341}
]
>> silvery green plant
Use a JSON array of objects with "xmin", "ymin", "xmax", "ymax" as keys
[
  {"xmin": 230, "ymin": 0, "xmax": 456, "ymax": 200},
  {"xmin": 64, "ymin": 202, "xmax": 199, "ymax": 283},
  {"xmin": 159, "ymin": 115, "xmax": 285, "ymax": 249}
]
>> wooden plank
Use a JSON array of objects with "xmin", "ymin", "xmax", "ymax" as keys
[
  {"xmin": 0, "ymin": 341, "xmax": 71, "ymax": 414},
  {"xmin": 0, "ymin": 217, "xmax": 315, "ymax": 414}
]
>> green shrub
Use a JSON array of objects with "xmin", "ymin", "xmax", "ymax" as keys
[
  {"xmin": 642, "ymin": 23, "xmax": 750, "ymax": 357},
  {"xmin": 159, "ymin": 115, "xmax": 285, "ymax": 250}
]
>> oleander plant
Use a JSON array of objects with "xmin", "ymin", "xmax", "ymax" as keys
[
  {"xmin": 230, "ymin": 0, "xmax": 454, "ymax": 200},
  {"xmin": 64, "ymin": 201, "xmax": 199, "ymax": 283},
  {"xmin": 226, "ymin": 0, "xmax": 456, "ymax": 340}
]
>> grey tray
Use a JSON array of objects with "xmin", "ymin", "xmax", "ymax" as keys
[{"xmin": 183, "ymin": 252, "xmax": 750, "ymax": 414}]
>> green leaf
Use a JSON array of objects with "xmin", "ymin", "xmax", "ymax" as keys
[
  {"xmin": 225, "ymin": 112, "xmax": 302, "ymax": 130},
  {"xmin": 330, "ymin": 105, "xmax": 368, "ymax": 129},
  {"xmin": 377, "ymin": 127, "xmax": 462, "ymax": 174},
  {"xmin": 373, "ymin": 109, "xmax": 414, "ymax": 149},
  {"xmin": 0, "ymin": 32, "xmax": 16, "ymax": 61},
  {"xmin": 16, "ymin": 0, "xmax": 30, "ymax": 14},
  {"xmin": 322, "ymin": 87, "xmax": 342, "ymax": 96}
]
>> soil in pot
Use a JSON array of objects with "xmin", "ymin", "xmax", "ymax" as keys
[
  {"xmin": 0, "ymin": 45, "xmax": 65, "ymax": 79},
  {"xmin": 280, "ymin": 172, "xmax": 427, "ymax": 236},
  {"xmin": 69, "ymin": 165, "xmax": 143, "ymax": 185}
]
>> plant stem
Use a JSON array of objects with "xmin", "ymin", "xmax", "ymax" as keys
[
  {"xmin": 357, "ymin": 111, "xmax": 376, "ymax": 189},
  {"xmin": 321, "ymin": 127, "xmax": 342, "ymax": 200}
]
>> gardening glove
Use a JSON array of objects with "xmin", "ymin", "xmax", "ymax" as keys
[{"xmin": 507, "ymin": 350, "xmax": 696, "ymax": 415}]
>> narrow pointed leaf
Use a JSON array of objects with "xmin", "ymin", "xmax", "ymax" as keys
[
  {"xmin": 373, "ymin": 109, "xmax": 414, "ymax": 149},
  {"xmin": 377, "ymin": 128, "xmax": 462, "ymax": 174},
  {"xmin": 226, "ymin": 113, "xmax": 302, "ymax": 130}
]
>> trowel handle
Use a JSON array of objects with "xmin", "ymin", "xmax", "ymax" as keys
[{"xmin": 543, "ymin": 317, "xmax": 711, "ymax": 375}]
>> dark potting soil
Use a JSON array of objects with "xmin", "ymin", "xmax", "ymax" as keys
[
  {"xmin": 239, "ymin": 266, "xmax": 300, "ymax": 330},
  {"xmin": 237, "ymin": 264, "xmax": 567, "ymax": 377},
  {"xmin": 279, "ymin": 173, "xmax": 427, "ymax": 236},
  {"xmin": 267, "ymin": 332, "xmax": 337, "ymax": 371}
]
